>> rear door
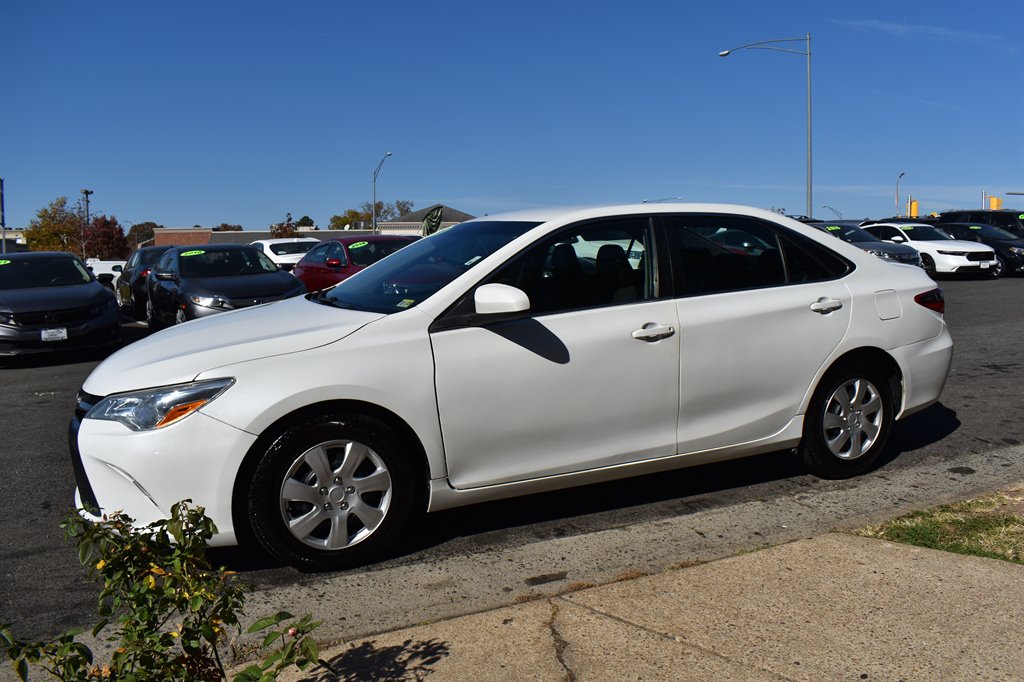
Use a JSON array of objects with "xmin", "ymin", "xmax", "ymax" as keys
[{"xmin": 662, "ymin": 214, "xmax": 853, "ymax": 453}]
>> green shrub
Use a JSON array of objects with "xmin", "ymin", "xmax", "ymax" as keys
[{"xmin": 1, "ymin": 501, "xmax": 326, "ymax": 681}]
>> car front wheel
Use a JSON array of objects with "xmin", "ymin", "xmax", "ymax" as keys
[
  {"xmin": 920, "ymin": 254, "xmax": 936, "ymax": 277},
  {"xmin": 799, "ymin": 364, "xmax": 893, "ymax": 479},
  {"xmin": 248, "ymin": 411, "xmax": 416, "ymax": 570},
  {"xmin": 145, "ymin": 299, "xmax": 164, "ymax": 331}
]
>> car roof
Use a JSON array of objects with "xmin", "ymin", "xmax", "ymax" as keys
[
  {"xmin": 1, "ymin": 251, "xmax": 79, "ymax": 261},
  {"xmin": 250, "ymin": 238, "xmax": 321, "ymax": 245},
  {"xmin": 464, "ymin": 203, "xmax": 819, "ymax": 226}
]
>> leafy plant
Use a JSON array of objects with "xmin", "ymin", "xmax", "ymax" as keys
[{"xmin": 2, "ymin": 501, "xmax": 327, "ymax": 681}]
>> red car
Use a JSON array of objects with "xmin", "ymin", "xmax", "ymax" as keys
[{"xmin": 292, "ymin": 235, "xmax": 420, "ymax": 292}]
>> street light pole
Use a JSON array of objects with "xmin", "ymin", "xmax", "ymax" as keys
[
  {"xmin": 895, "ymin": 172, "xmax": 905, "ymax": 217},
  {"xmin": 719, "ymin": 33, "xmax": 812, "ymax": 218},
  {"xmin": 371, "ymin": 152, "xmax": 392, "ymax": 233},
  {"xmin": 80, "ymin": 189, "xmax": 93, "ymax": 258},
  {"xmin": 1, "ymin": 177, "xmax": 6, "ymax": 255}
]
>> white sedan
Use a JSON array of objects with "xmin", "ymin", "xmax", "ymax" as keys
[
  {"xmin": 71, "ymin": 204, "xmax": 953, "ymax": 569},
  {"xmin": 861, "ymin": 222, "xmax": 997, "ymax": 277}
]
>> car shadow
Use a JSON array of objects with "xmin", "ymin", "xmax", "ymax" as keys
[{"xmin": 209, "ymin": 402, "xmax": 961, "ymax": 576}]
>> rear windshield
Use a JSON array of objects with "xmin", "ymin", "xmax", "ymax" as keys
[
  {"xmin": 317, "ymin": 221, "xmax": 540, "ymax": 314},
  {"xmin": 0, "ymin": 256, "xmax": 92, "ymax": 290}
]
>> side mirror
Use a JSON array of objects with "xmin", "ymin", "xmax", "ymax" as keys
[
  {"xmin": 325, "ymin": 258, "xmax": 343, "ymax": 268},
  {"xmin": 889, "ymin": 235, "xmax": 906, "ymax": 243},
  {"xmin": 475, "ymin": 283, "xmax": 530, "ymax": 315},
  {"xmin": 154, "ymin": 270, "xmax": 176, "ymax": 281}
]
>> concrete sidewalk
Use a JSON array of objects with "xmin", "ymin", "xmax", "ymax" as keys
[{"xmin": 274, "ymin": 533, "xmax": 1024, "ymax": 681}]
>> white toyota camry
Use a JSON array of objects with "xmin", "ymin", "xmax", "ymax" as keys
[{"xmin": 71, "ymin": 204, "xmax": 953, "ymax": 569}]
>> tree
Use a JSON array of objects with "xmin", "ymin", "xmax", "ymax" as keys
[
  {"xmin": 269, "ymin": 213, "xmax": 297, "ymax": 238},
  {"xmin": 213, "ymin": 223, "xmax": 243, "ymax": 232},
  {"xmin": 84, "ymin": 215, "xmax": 130, "ymax": 260},
  {"xmin": 295, "ymin": 215, "xmax": 314, "ymax": 228},
  {"xmin": 27, "ymin": 196, "xmax": 83, "ymax": 255},
  {"xmin": 327, "ymin": 200, "xmax": 413, "ymax": 230},
  {"xmin": 127, "ymin": 221, "xmax": 162, "ymax": 249}
]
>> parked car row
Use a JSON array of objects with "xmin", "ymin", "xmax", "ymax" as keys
[{"xmin": 68, "ymin": 203, "xmax": 958, "ymax": 570}]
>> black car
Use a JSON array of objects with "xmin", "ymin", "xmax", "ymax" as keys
[
  {"xmin": 938, "ymin": 209, "xmax": 1024, "ymax": 239},
  {"xmin": 936, "ymin": 222, "xmax": 1024, "ymax": 277},
  {"xmin": 0, "ymin": 252, "xmax": 120, "ymax": 356},
  {"xmin": 146, "ymin": 244, "xmax": 306, "ymax": 329},
  {"xmin": 115, "ymin": 245, "xmax": 173, "ymax": 319},
  {"xmin": 809, "ymin": 221, "xmax": 922, "ymax": 266}
]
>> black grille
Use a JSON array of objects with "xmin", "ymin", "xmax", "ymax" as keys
[
  {"xmin": 69, "ymin": 390, "xmax": 103, "ymax": 513},
  {"xmin": 966, "ymin": 252, "xmax": 991, "ymax": 262},
  {"xmin": 13, "ymin": 306, "xmax": 97, "ymax": 327}
]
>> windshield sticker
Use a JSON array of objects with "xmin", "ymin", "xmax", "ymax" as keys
[
  {"xmin": 970, "ymin": 226, "xmax": 982, "ymax": 230},
  {"xmin": 825, "ymin": 225, "xmax": 841, "ymax": 231},
  {"xmin": 902, "ymin": 226, "xmax": 914, "ymax": 230},
  {"xmin": 396, "ymin": 299, "xmax": 415, "ymax": 309},
  {"xmin": 181, "ymin": 250, "xmax": 206, "ymax": 257},
  {"xmin": 349, "ymin": 241, "xmax": 369, "ymax": 249},
  {"xmin": 0, "ymin": 260, "xmax": 10, "ymax": 266}
]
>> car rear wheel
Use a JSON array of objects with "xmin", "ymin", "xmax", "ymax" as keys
[
  {"xmin": 799, "ymin": 363, "xmax": 893, "ymax": 479},
  {"xmin": 248, "ymin": 411, "xmax": 416, "ymax": 571}
]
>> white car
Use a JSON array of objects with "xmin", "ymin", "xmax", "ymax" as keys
[
  {"xmin": 249, "ymin": 238, "xmax": 321, "ymax": 271},
  {"xmin": 861, "ymin": 222, "xmax": 997, "ymax": 277},
  {"xmin": 71, "ymin": 204, "xmax": 953, "ymax": 569}
]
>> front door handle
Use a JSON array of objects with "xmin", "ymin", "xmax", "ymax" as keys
[
  {"xmin": 632, "ymin": 323, "xmax": 675, "ymax": 341},
  {"xmin": 810, "ymin": 297, "xmax": 843, "ymax": 314}
]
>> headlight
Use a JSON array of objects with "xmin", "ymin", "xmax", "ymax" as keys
[
  {"xmin": 85, "ymin": 378, "xmax": 235, "ymax": 431},
  {"xmin": 0, "ymin": 311, "xmax": 15, "ymax": 326},
  {"xmin": 88, "ymin": 299, "xmax": 118, "ymax": 316},
  {"xmin": 1009, "ymin": 247, "xmax": 1024, "ymax": 256},
  {"xmin": 866, "ymin": 249, "xmax": 895, "ymax": 260},
  {"xmin": 189, "ymin": 294, "xmax": 231, "ymax": 309},
  {"xmin": 936, "ymin": 250, "xmax": 968, "ymax": 257}
]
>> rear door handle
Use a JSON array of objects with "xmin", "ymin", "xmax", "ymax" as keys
[
  {"xmin": 809, "ymin": 298, "xmax": 843, "ymax": 314},
  {"xmin": 632, "ymin": 323, "xmax": 675, "ymax": 341}
]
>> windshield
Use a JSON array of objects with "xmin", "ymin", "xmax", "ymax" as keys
[
  {"xmin": 899, "ymin": 224, "xmax": 952, "ymax": 241},
  {"xmin": 818, "ymin": 224, "xmax": 877, "ymax": 244},
  {"xmin": 957, "ymin": 224, "xmax": 1016, "ymax": 240},
  {"xmin": 0, "ymin": 255, "xmax": 93, "ymax": 290},
  {"xmin": 180, "ymin": 248, "xmax": 279, "ymax": 278},
  {"xmin": 318, "ymin": 220, "xmax": 541, "ymax": 313},
  {"xmin": 347, "ymin": 238, "xmax": 418, "ymax": 267},
  {"xmin": 269, "ymin": 242, "xmax": 318, "ymax": 256}
]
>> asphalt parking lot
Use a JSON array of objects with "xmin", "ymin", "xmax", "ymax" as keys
[{"xmin": 1, "ymin": 276, "xmax": 1022, "ymax": 644}]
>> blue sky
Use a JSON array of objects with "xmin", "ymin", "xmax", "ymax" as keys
[{"xmin": 2, "ymin": 0, "xmax": 1022, "ymax": 230}]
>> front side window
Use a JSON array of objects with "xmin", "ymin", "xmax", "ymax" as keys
[{"xmin": 484, "ymin": 217, "xmax": 653, "ymax": 315}]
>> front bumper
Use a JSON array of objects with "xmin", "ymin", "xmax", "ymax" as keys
[
  {"xmin": 933, "ymin": 253, "xmax": 997, "ymax": 274},
  {"xmin": 0, "ymin": 311, "xmax": 120, "ymax": 356},
  {"xmin": 70, "ymin": 401, "xmax": 257, "ymax": 546}
]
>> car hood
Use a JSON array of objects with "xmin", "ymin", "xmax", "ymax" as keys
[
  {"xmin": 83, "ymin": 295, "xmax": 384, "ymax": 396},
  {"xmin": 185, "ymin": 272, "xmax": 301, "ymax": 298},
  {"xmin": 0, "ymin": 282, "xmax": 112, "ymax": 312}
]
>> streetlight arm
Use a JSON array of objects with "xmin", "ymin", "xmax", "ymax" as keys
[{"xmin": 719, "ymin": 36, "xmax": 808, "ymax": 56}]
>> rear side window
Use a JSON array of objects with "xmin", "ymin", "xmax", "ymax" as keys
[{"xmin": 664, "ymin": 215, "xmax": 849, "ymax": 297}]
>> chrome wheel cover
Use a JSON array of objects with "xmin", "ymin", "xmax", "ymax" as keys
[
  {"xmin": 821, "ymin": 378, "xmax": 883, "ymax": 460},
  {"xmin": 279, "ymin": 439, "xmax": 393, "ymax": 550}
]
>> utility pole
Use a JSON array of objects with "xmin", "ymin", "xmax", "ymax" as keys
[
  {"xmin": 1, "ymin": 177, "xmax": 6, "ymax": 255},
  {"xmin": 80, "ymin": 188, "xmax": 93, "ymax": 258}
]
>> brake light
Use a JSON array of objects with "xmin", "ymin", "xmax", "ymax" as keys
[{"xmin": 914, "ymin": 288, "xmax": 945, "ymax": 314}]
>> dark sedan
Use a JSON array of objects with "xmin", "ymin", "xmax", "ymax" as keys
[
  {"xmin": 145, "ymin": 245, "xmax": 306, "ymax": 329},
  {"xmin": 115, "ymin": 245, "xmax": 173, "ymax": 319},
  {"xmin": 936, "ymin": 222, "xmax": 1024, "ymax": 277},
  {"xmin": 809, "ymin": 222, "xmax": 922, "ymax": 267},
  {"xmin": 0, "ymin": 252, "xmax": 120, "ymax": 356}
]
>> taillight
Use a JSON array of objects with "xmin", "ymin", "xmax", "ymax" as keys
[
  {"xmin": 139, "ymin": 268, "xmax": 152, "ymax": 279},
  {"xmin": 914, "ymin": 288, "xmax": 945, "ymax": 314}
]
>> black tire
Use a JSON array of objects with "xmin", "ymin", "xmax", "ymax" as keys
[
  {"xmin": 920, "ymin": 254, "xmax": 936, "ymax": 277},
  {"xmin": 132, "ymin": 293, "xmax": 146, "ymax": 320},
  {"xmin": 145, "ymin": 299, "xmax": 165, "ymax": 331},
  {"xmin": 799, "ymin": 363, "xmax": 894, "ymax": 479},
  {"xmin": 248, "ymin": 411, "xmax": 416, "ymax": 571},
  {"xmin": 991, "ymin": 256, "xmax": 1005, "ymax": 279}
]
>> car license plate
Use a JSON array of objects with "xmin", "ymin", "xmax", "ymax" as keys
[
  {"xmin": 42, "ymin": 328, "xmax": 68, "ymax": 342},
  {"xmin": 981, "ymin": 262, "xmax": 989, "ymax": 269}
]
